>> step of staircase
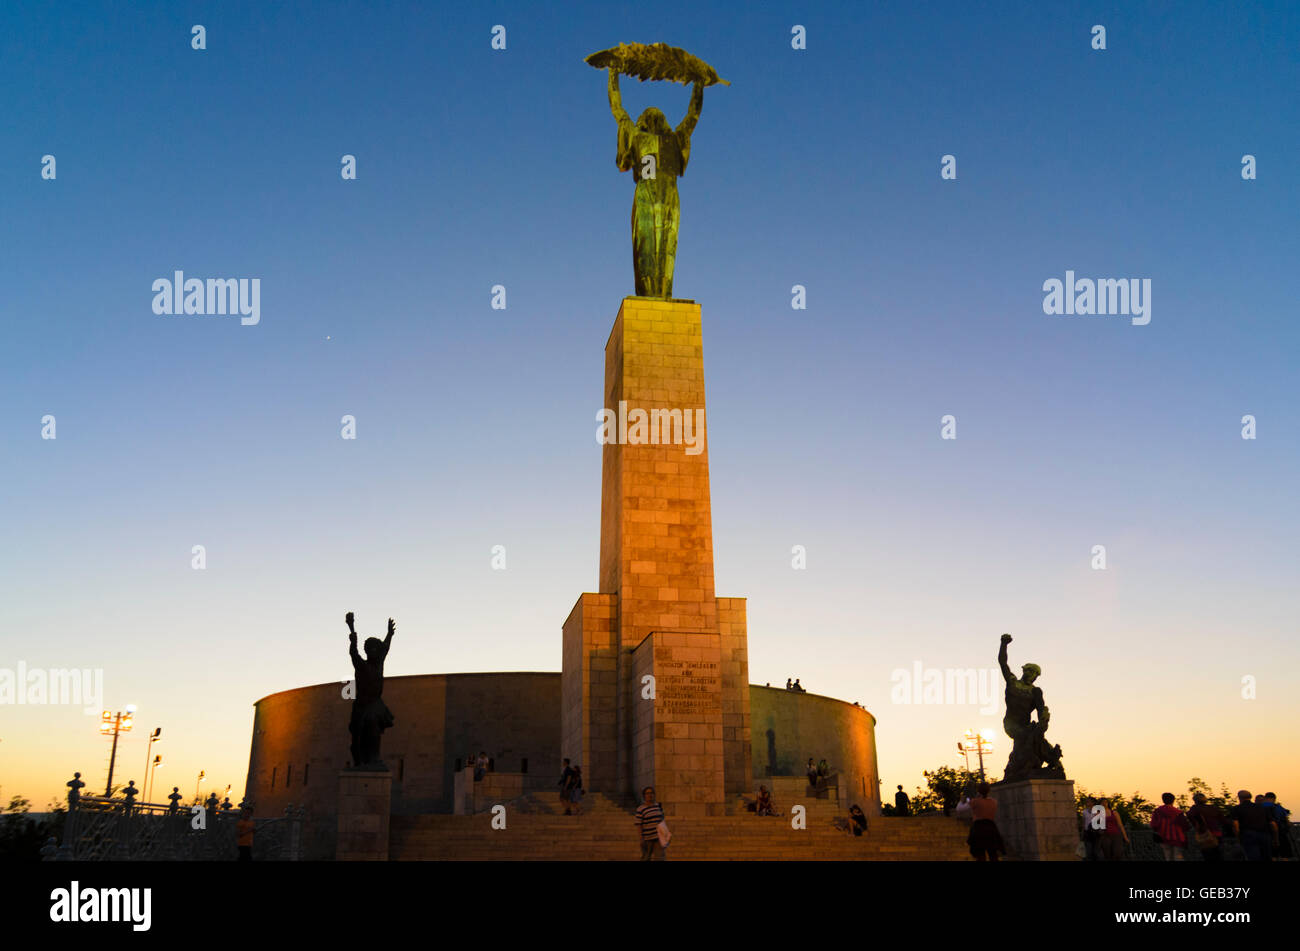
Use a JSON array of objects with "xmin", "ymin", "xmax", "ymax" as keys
[{"xmin": 389, "ymin": 812, "xmax": 973, "ymax": 861}]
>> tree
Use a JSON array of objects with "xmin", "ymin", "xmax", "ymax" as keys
[
  {"xmin": 881, "ymin": 764, "xmax": 994, "ymax": 816},
  {"xmin": 1186, "ymin": 777, "xmax": 1234, "ymax": 814},
  {"xmin": 924, "ymin": 764, "xmax": 992, "ymax": 814},
  {"xmin": 0, "ymin": 794, "xmax": 44, "ymax": 861},
  {"xmin": 1074, "ymin": 788, "xmax": 1153, "ymax": 828}
]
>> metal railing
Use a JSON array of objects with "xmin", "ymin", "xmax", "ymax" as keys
[
  {"xmin": 1116, "ymin": 825, "xmax": 1299, "ymax": 861},
  {"xmin": 49, "ymin": 787, "xmax": 306, "ymax": 861}
]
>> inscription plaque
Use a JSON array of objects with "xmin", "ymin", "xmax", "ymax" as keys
[{"xmin": 657, "ymin": 658, "xmax": 721, "ymax": 716}]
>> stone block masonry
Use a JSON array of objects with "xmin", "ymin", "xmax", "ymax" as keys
[{"xmin": 564, "ymin": 297, "xmax": 751, "ymax": 808}]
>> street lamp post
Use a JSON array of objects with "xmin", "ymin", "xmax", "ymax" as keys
[
  {"xmin": 147, "ymin": 755, "xmax": 163, "ymax": 802},
  {"xmin": 99, "ymin": 705, "xmax": 136, "ymax": 796},
  {"xmin": 141, "ymin": 728, "xmax": 161, "ymax": 801},
  {"xmin": 194, "ymin": 770, "xmax": 205, "ymax": 803},
  {"xmin": 958, "ymin": 728, "xmax": 996, "ymax": 783}
]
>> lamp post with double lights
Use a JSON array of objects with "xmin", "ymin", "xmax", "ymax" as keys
[
  {"xmin": 141, "ymin": 728, "xmax": 161, "ymax": 801},
  {"xmin": 957, "ymin": 728, "xmax": 996, "ymax": 782}
]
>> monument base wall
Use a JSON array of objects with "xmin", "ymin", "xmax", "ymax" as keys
[
  {"xmin": 992, "ymin": 778, "xmax": 1077, "ymax": 861},
  {"xmin": 336, "ymin": 769, "xmax": 392, "ymax": 861}
]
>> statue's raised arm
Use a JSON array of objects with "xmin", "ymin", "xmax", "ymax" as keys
[
  {"xmin": 607, "ymin": 69, "xmax": 632, "ymax": 126},
  {"xmin": 676, "ymin": 81, "xmax": 704, "ymax": 139},
  {"xmin": 998, "ymin": 633, "xmax": 1015, "ymax": 685},
  {"xmin": 346, "ymin": 611, "xmax": 360, "ymax": 664}
]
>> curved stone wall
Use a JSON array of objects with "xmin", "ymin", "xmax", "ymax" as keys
[
  {"xmin": 245, "ymin": 672, "xmax": 562, "ymax": 836},
  {"xmin": 748, "ymin": 686, "xmax": 881, "ymax": 814},
  {"xmin": 245, "ymin": 673, "xmax": 879, "ymax": 856}
]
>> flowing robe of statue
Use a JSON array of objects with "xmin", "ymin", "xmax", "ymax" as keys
[{"xmin": 608, "ymin": 71, "xmax": 703, "ymax": 299}]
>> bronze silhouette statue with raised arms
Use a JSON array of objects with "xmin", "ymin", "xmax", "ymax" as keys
[{"xmin": 345, "ymin": 611, "xmax": 396, "ymax": 769}]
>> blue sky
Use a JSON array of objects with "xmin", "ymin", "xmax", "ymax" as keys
[{"xmin": 2, "ymin": 0, "xmax": 1298, "ymax": 807}]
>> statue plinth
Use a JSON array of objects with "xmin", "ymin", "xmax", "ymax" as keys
[
  {"xmin": 335, "ymin": 769, "xmax": 392, "ymax": 861},
  {"xmin": 991, "ymin": 778, "xmax": 1077, "ymax": 861},
  {"xmin": 563, "ymin": 297, "xmax": 751, "ymax": 806}
]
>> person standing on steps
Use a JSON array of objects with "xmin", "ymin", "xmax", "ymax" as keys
[
  {"xmin": 559, "ymin": 758, "xmax": 575, "ymax": 815},
  {"xmin": 634, "ymin": 786, "xmax": 667, "ymax": 861},
  {"xmin": 894, "ymin": 785, "xmax": 911, "ymax": 816},
  {"xmin": 569, "ymin": 764, "xmax": 585, "ymax": 815},
  {"xmin": 967, "ymin": 782, "xmax": 1004, "ymax": 862}
]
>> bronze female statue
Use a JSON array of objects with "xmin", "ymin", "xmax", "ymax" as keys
[{"xmin": 588, "ymin": 43, "xmax": 727, "ymax": 299}]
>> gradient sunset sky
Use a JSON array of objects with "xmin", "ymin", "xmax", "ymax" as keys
[{"xmin": 2, "ymin": 0, "xmax": 1298, "ymax": 811}]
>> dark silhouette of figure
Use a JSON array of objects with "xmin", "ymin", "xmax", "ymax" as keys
[
  {"xmin": 569, "ymin": 764, "xmax": 585, "ymax": 814},
  {"xmin": 895, "ymin": 785, "xmax": 911, "ymax": 816},
  {"xmin": 167, "ymin": 787, "xmax": 182, "ymax": 815},
  {"xmin": 967, "ymin": 781, "xmax": 1005, "ymax": 861},
  {"xmin": 346, "ymin": 611, "xmax": 396, "ymax": 769},
  {"xmin": 559, "ymin": 758, "xmax": 575, "ymax": 814},
  {"xmin": 122, "ymin": 780, "xmax": 138, "ymax": 816}
]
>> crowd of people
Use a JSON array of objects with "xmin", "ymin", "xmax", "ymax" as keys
[
  {"xmin": 888, "ymin": 781, "xmax": 1295, "ymax": 862},
  {"xmin": 1091, "ymin": 789, "xmax": 1293, "ymax": 862}
]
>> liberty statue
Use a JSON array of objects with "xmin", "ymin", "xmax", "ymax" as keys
[{"xmin": 588, "ymin": 43, "xmax": 728, "ymax": 299}]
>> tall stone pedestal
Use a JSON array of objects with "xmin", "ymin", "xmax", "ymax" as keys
[
  {"xmin": 563, "ymin": 297, "xmax": 751, "ymax": 808},
  {"xmin": 336, "ymin": 769, "xmax": 391, "ymax": 861},
  {"xmin": 992, "ymin": 778, "xmax": 1077, "ymax": 861}
]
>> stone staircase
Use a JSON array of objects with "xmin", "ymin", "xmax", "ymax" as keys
[{"xmin": 390, "ymin": 789, "xmax": 973, "ymax": 861}]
